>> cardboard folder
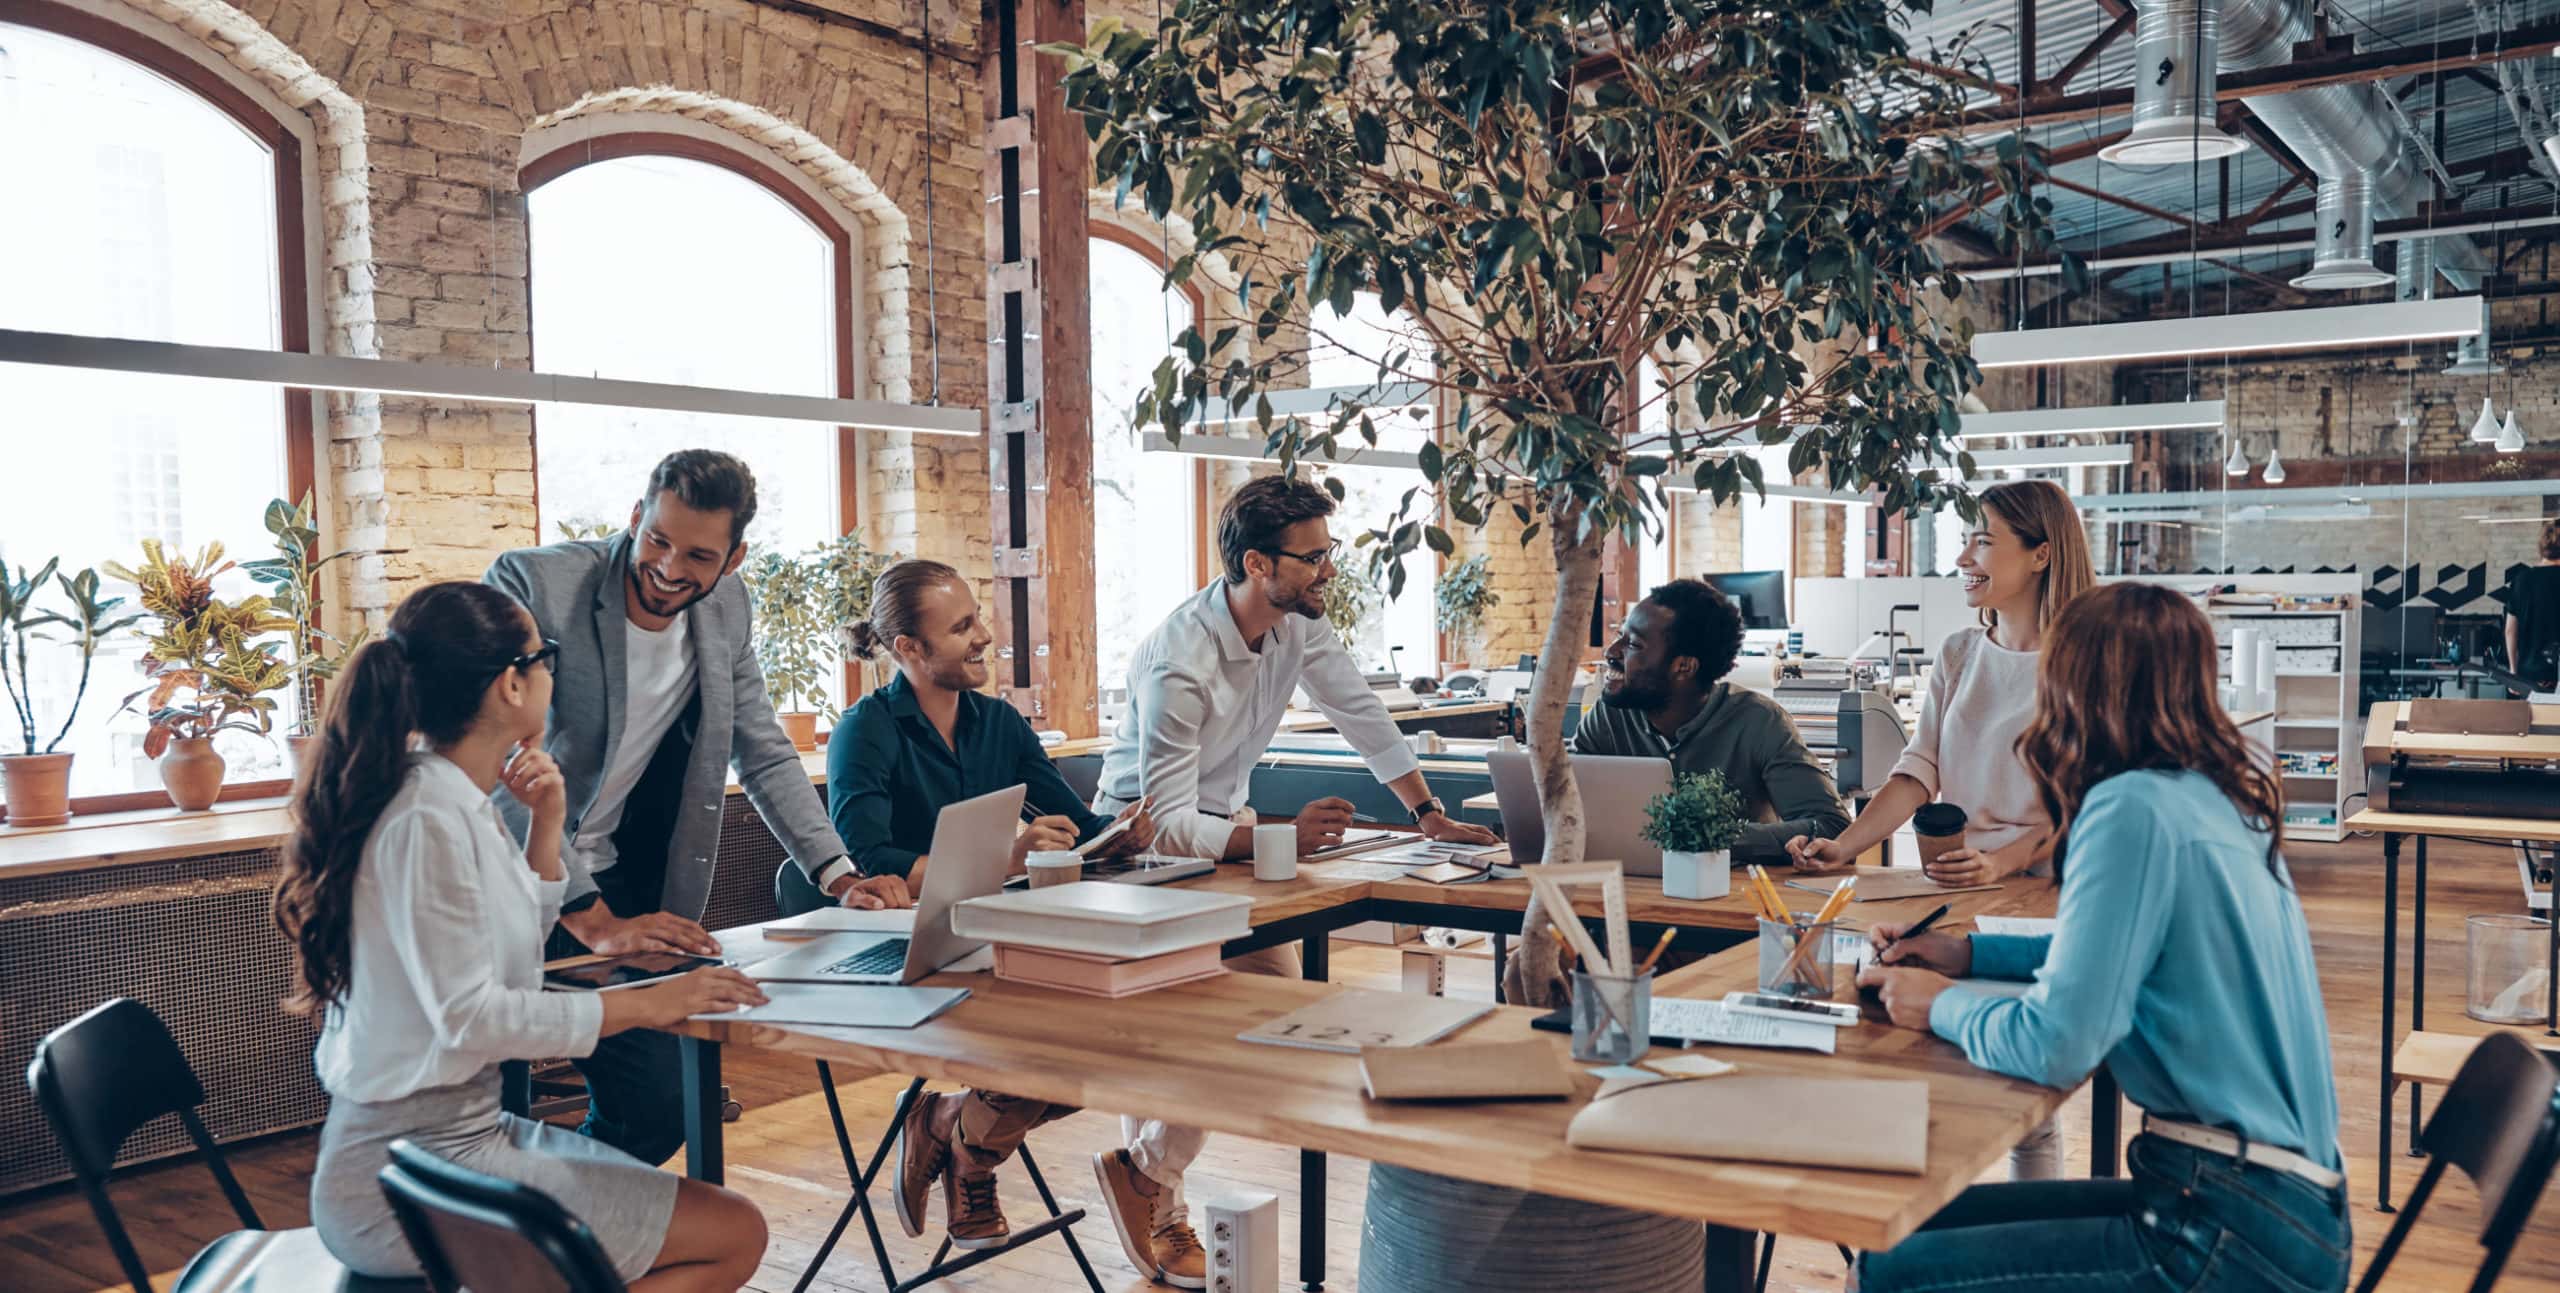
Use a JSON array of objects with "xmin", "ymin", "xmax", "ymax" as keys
[
  {"xmin": 1359, "ymin": 1041, "xmax": 1577, "ymax": 1102},
  {"xmin": 1565, "ymin": 1074, "xmax": 1930, "ymax": 1174}
]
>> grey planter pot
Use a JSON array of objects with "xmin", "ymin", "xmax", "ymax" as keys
[{"xmin": 1358, "ymin": 1162, "xmax": 1705, "ymax": 1292}]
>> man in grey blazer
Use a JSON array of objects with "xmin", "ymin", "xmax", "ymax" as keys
[{"xmin": 486, "ymin": 449, "xmax": 906, "ymax": 1162}]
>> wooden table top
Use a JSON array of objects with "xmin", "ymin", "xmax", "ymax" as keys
[
  {"xmin": 679, "ymin": 867, "xmax": 2065, "ymax": 1250},
  {"xmin": 2340, "ymin": 809, "xmax": 2560, "ymax": 844}
]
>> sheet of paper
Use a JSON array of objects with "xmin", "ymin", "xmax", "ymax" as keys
[
  {"xmin": 1586, "ymin": 1064, "xmax": 1658, "ymax": 1082},
  {"xmin": 1974, "ymin": 916, "xmax": 2058, "ymax": 937},
  {"xmin": 1361, "ymin": 840, "xmax": 1509, "ymax": 866},
  {"xmin": 1648, "ymin": 998, "xmax": 1837, "ymax": 1054},
  {"xmin": 1831, "ymin": 929, "xmax": 1875, "ymax": 971},
  {"xmin": 1318, "ymin": 861, "xmax": 1416, "ymax": 882},
  {"xmin": 1643, "ymin": 1054, "xmax": 1738, "ymax": 1078}
]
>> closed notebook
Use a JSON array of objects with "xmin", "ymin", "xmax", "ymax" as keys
[
  {"xmin": 1237, "ymin": 989, "xmax": 1493, "ymax": 1054},
  {"xmin": 1566, "ymin": 1074, "xmax": 1930, "ymax": 1174},
  {"xmin": 1359, "ymin": 1041, "xmax": 1576, "ymax": 1102}
]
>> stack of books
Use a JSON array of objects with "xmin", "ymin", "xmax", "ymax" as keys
[{"xmin": 949, "ymin": 883, "xmax": 1254, "ymax": 999}]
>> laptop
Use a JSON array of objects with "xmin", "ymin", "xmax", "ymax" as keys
[
  {"xmin": 747, "ymin": 784, "xmax": 1025, "ymax": 984},
  {"xmin": 1484, "ymin": 750, "xmax": 1673, "ymax": 877}
]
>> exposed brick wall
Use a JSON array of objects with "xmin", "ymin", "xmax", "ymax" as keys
[{"xmin": 95, "ymin": 0, "xmax": 992, "ymax": 633}]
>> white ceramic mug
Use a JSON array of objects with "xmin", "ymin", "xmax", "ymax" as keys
[
  {"xmin": 1025, "ymin": 850, "xmax": 1083, "ymax": 889},
  {"xmin": 1252, "ymin": 824, "xmax": 1298, "ymax": 881}
]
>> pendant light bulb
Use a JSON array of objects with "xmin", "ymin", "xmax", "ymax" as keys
[
  {"xmin": 2497, "ymin": 410, "xmax": 2525, "ymax": 454},
  {"xmin": 2262, "ymin": 447, "xmax": 2286, "ymax": 484},
  {"xmin": 2224, "ymin": 438, "xmax": 2250, "ymax": 477},
  {"xmin": 2470, "ymin": 396, "xmax": 2502, "ymax": 442}
]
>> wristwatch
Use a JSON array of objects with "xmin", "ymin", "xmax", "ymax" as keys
[{"xmin": 1407, "ymin": 797, "xmax": 1444, "ymax": 825}]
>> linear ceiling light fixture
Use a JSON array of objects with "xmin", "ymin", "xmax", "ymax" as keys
[
  {"xmin": 1955, "ymin": 399, "xmax": 2225, "ymax": 440},
  {"xmin": 1970, "ymin": 296, "xmax": 2482, "ymax": 369},
  {"xmin": 1140, "ymin": 431, "xmax": 1423, "ymax": 472},
  {"xmin": 1924, "ymin": 442, "xmax": 2135, "ymax": 473},
  {"xmin": 0, "ymin": 328, "xmax": 984, "ymax": 437},
  {"xmin": 1195, "ymin": 380, "xmax": 1435, "ymax": 424}
]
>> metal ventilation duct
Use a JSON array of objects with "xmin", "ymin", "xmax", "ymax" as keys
[
  {"xmin": 2099, "ymin": 0, "xmax": 2250, "ymax": 164},
  {"xmin": 2292, "ymin": 173, "xmax": 2393, "ymax": 289},
  {"xmin": 2397, "ymin": 240, "xmax": 2500, "ymax": 372},
  {"xmin": 2216, "ymin": 0, "xmax": 2489, "ymax": 293}
]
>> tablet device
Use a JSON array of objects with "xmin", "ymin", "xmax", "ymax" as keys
[{"xmin": 544, "ymin": 952, "xmax": 724, "ymax": 991}]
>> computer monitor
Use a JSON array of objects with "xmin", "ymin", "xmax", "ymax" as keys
[{"xmin": 1704, "ymin": 570, "xmax": 1788, "ymax": 631}]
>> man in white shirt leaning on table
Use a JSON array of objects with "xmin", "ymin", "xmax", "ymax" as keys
[{"xmin": 1085, "ymin": 474, "xmax": 1496, "ymax": 1287}]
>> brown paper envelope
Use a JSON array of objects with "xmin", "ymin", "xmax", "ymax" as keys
[
  {"xmin": 1360, "ymin": 1041, "xmax": 1578, "ymax": 1101},
  {"xmin": 1566, "ymin": 1074, "xmax": 1930, "ymax": 1173}
]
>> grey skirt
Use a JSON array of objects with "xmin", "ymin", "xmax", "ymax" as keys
[{"xmin": 310, "ymin": 1067, "xmax": 679, "ymax": 1282}]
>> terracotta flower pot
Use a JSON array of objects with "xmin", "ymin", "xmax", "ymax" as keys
[
  {"xmin": 159, "ymin": 737, "xmax": 227, "ymax": 812},
  {"xmin": 1, "ymin": 752, "xmax": 76, "ymax": 828},
  {"xmin": 778, "ymin": 711, "xmax": 819, "ymax": 753}
]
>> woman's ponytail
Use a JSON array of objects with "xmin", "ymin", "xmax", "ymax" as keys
[{"xmin": 273, "ymin": 581, "xmax": 533, "ymax": 1015}]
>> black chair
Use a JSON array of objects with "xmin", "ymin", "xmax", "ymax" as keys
[
  {"xmin": 376, "ymin": 1140, "xmax": 625, "ymax": 1293},
  {"xmin": 770, "ymin": 861, "xmax": 1103, "ymax": 1293},
  {"xmin": 26, "ymin": 997, "xmax": 418, "ymax": 1293},
  {"xmin": 2357, "ymin": 1032, "xmax": 2560, "ymax": 1293}
]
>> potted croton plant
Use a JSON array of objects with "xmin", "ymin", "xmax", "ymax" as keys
[
  {"xmin": 1641, "ymin": 771, "xmax": 1746, "ymax": 901},
  {"xmin": 241, "ymin": 493, "xmax": 369, "ymax": 779},
  {"xmin": 1, "ymin": 560, "xmax": 142, "ymax": 826},
  {"xmin": 108, "ymin": 542, "xmax": 295, "ymax": 811}
]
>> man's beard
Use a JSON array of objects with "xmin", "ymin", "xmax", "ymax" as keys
[
  {"xmin": 629, "ymin": 566, "xmax": 715, "ymax": 619},
  {"xmin": 1607, "ymin": 670, "xmax": 1669, "ymax": 711},
  {"xmin": 926, "ymin": 653, "xmax": 984, "ymax": 691},
  {"xmin": 1268, "ymin": 580, "xmax": 1326, "ymax": 620}
]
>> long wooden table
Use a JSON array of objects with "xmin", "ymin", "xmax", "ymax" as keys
[{"xmin": 670, "ymin": 861, "xmax": 2069, "ymax": 1291}]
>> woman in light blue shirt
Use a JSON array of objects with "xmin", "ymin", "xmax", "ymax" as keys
[{"xmin": 1856, "ymin": 582, "xmax": 2349, "ymax": 1292}]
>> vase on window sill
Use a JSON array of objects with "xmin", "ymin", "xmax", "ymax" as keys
[
  {"xmin": 777, "ymin": 712, "xmax": 819, "ymax": 753},
  {"xmin": 0, "ymin": 753, "xmax": 76, "ymax": 828},
  {"xmin": 158, "ymin": 738, "xmax": 226, "ymax": 812},
  {"xmin": 283, "ymin": 734, "xmax": 317, "ymax": 787}
]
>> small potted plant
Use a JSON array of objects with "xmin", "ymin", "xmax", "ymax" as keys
[
  {"xmin": 1434, "ymin": 554, "xmax": 1501, "ymax": 664},
  {"xmin": 1641, "ymin": 771, "xmax": 1746, "ymax": 901},
  {"xmin": 107, "ymin": 542, "xmax": 295, "ymax": 810},
  {"xmin": 241, "ymin": 493, "xmax": 370, "ymax": 779},
  {"xmin": 1, "ymin": 561, "xmax": 142, "ymax": 826},
  {"xmin": 556, "ymin": 518, "xmax": 619, "ymax": 541},
  {"xmin": 1321, "ymin": 568, "xmax": 1381, "ymax": 654},
  {"xmin": 740, "ymin": 547, "xmax": 835, "ymax": 751}
]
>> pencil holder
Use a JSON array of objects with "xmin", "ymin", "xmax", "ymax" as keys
[
  {"xmin": 1568, "ymin": 968, "xmax": 1652, "ymax": 1065},
  {"xmin": 1756, "ymin": 916, "xmax": 1838, "ymax": 999}
]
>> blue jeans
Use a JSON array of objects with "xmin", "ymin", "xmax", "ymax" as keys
[
  {"xmin": 544, "ymin": 921, "xmax": 688, "ymax": 1166},
  {"xmin": 1860, "ymin": 1135, "xmax": 2350, "ymax": 1293}
]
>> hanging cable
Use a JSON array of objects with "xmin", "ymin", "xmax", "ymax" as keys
[{"xmin": 921, "ymin": 0, "xmax": 942, "ymax": 405}]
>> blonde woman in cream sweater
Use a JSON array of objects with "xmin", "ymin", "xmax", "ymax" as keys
[{"xmin": 1788, "ymin": 477, "xmax": 2096, "ymax": 1179}]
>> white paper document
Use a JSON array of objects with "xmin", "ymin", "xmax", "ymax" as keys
[
  {"xmin": 1319, "ymin": 861, "xmax": 1420, "ymax": 882},
  {"xmin": 1648, "ymin": 998, "xmax": 1836, "ymax": 1054},
  {"xmin": 1974, "ymin": 916, "xmax": 2057, "ymax": 937}
]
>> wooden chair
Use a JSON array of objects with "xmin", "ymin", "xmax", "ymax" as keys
[
  {"xmin": 773, "ymin": 861, "xmax": 1104, "ymax": 1293},
  {"xmin": 376, "ymin": 1140, "xmax": 627, "ymax": 1293},
  {"xmin": 25, "ymin": 997, "xmax": 418, "ymax": 1293},
  {"xmin": 2356, "ymin": 1031, "xmax": 2560, "ymax": 1293}
]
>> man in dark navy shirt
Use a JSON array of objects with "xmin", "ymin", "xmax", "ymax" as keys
[{"xmin": 825, "ymin": 559, "xmax": 1164, "ymax": 1267}]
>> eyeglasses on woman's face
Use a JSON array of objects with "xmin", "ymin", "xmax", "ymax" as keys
[{"xmin": 506, "ymin": 639, "xmax": 562, "ymax": 676}]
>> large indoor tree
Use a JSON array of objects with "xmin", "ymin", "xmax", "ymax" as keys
[{"xmin": 1054, "ymin": 0, "xmax": 2069, "ymax": 1005}]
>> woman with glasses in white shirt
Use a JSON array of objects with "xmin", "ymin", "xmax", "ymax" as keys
[{"xmin": 274, "ymin": 580, "xmax": 770, "ymax": 1290}]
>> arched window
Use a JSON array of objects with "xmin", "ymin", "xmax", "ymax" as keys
[
  {"xmin": 523, "ymin": 138, "xmax": 849, "ymax": 560},
  {"xmin": 1090, "ymin": 229, "xmax": 1204, "ymax": 693},
  {"xmin": 1307, "ymin": 292, "xmax": 1439, "ymax": 675},
  {"xmin": 0, "ymin": 5, "xmax": 311, "ymax": 802}
]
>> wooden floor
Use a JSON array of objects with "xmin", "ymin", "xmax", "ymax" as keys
[{"xmin": 6, "ymin": 834, "xmax": 2555, "ymax": 1292}]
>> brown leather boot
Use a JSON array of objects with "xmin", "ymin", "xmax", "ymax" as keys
[
  {"xmin": 1091, "ymin": 1149, "xmax": 1205, "ymax": 1287},
  {"xmin": 891, "ymin": 1091, "xmax": 951, "ymax": 1239},
  {"xmin": 945, "ymin": 1163, "xmax": 1011, "ymax": 1250}
]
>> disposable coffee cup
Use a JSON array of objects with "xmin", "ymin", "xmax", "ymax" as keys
[
  {"xmin": 1253, "ymin": 824, "xmax": 1299, "ymax": 881},
  {"xmin": 1911, "ymin": 802, "xmax": 1969, "ymax": 872},
  {"xmin": 1025, "ymin": 850, "xmax": 1083, "ymax": 889}
]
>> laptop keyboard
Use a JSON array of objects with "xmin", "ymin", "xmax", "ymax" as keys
[{"xmin": 821, "ymin": 938, "xmax": 909, "ymax": 978}]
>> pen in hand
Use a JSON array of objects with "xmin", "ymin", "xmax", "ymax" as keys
[{"xmin": 1878, "ymin": 903, "xmax": 1950, "ymax": 964}]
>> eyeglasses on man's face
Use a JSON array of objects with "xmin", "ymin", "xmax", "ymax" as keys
[{"xmin": 1260, "ymin": 543, "xmax": 1339, "ymax": 570}]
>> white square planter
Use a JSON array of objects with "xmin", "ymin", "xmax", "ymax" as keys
[{"xmin": 1660, "ymin": 849, "xmax": 1731, "ymax": 901}]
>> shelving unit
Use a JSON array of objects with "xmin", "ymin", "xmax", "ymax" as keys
[{"xmin": 2213, "ymin": 604, "xmax": 2360, "ymax": 842}]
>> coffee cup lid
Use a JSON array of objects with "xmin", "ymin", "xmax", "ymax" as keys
[{"xmin": 1912, "ymin": 802, "xmax": 1968, "ymax": 836}]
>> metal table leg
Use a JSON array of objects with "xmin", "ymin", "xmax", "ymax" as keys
[
  {"xmin": 2378, "ymin": 831, "xmax": 2399, "ymax": 1213},
  {"xmin": 1302, "ymin": 930, "xmax": 1329, "ymax": 1292},
  {"xmin": 2544, "ymin": 843, "xmax": 2557, "ymax": 1038},
  {"xmin": 2090, "ymin": 1067, "xmax": 2121, "ymax": 1178},
  {"xmin": 2411, "ymin": 834, "xmax": 2427, "ymax": 1156},
  {"xmin": 681, "ymin": 1034, "xmax": 724, "ymax": 1185},
  {"xmin": 1704, "ymin": 1225, "xmax": 1758, "ymax": 1291}
]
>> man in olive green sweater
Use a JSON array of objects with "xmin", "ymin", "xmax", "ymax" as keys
[{"xmin": 1573, "ymin": 578, "xmax": 1849, "ymax": 863}]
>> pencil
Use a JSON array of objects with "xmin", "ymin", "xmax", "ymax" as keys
[{"xmin": 1633, "ymin": 927, "xmax": 1677, "ymax": 977}]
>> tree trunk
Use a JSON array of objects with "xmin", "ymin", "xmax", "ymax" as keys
[{"xmin": 1499, "ymin": 497, "xmax": 1608, "ymax": 1008}]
